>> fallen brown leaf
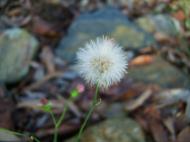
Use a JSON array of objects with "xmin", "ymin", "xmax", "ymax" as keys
[
  {"xmin": 129, "ymin": 55, "xmax": 154, "ymax": 66},
  {"xmin": 163, "ymin": 117, "xmax": 176, "ymax": 141},
  {"xmin": 149, "ymin": 118, "xmax": 169, "ymax": 142},
  {"xmin": 125, "ymin": 89, "xmax": 152, "ymax": 111},
  {"xmin": 40, "ymin": 46, "xmax": 55, "ymax": 74},
  {"xmin": 177, "ymin": 127, "xmax": 190, "ymax": 142},
  {"xmin": 0, "ymin": 98, "xmax": 15, "ymax": 129},
  {"xmin": 172, "ymin": 10, "xmax": 186, "ymax": 21},
  {"xmin": 32, "ymin": 16, "xmax": 58, "ymax": 36}
]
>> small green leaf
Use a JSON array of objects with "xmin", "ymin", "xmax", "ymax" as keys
[
  {"xmin": 40, "ymin": 102, "xmax": 53, "ymax": 113},
  {"xmin": 71, "ymin": 89, "xmax": 79, "ymax": 98}
]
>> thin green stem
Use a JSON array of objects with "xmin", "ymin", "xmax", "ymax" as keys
[
  {"xmin": 53, "ymin": 127, "xmax": 58, "ymax": 142},
  {"xmin": 51, "ymin": 112, "xmax": 58, "ymax": 142},
  {"xmin": 53, "ymin": 99, "xmax": 70, "ymax": 142},
  {"xmin": 56, "ymin": 104, "xmax": 68, "ymax": 128},
  {"xmin": 31, "ymin": 136, "xmax": 41, "ymax": 142},
  {"xmin": 51, "ymin": 90, "xmax": 80, "ymax": 142},
  {"xmin": 0, "ymin": 128, "xmax": 25, "ymax": 137},
  {"xmin": 50, "ymin": 112, "xmax": 57, "ymax": 126},
  {"xmin": 76, "ymin": 84, "xmax": 99, "ymax": 142}
]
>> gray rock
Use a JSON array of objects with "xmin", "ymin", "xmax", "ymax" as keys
[
  {"xmin": 104, "ymin": 103, "xmax": 126, "ymax": 118},
  {"xmin": 0, "ymin": 0, "xmax": 8, "ymax": 8},
  {"xmin": 128, "ymin": 55, "xmax": 190, "ymax": 89},
  {"xmin": 136, "ymin": 14, "xmax": 181, "ymax": 36},
  {"xmin": 0, "ymin": 28, "xmax": 38, "ymax": 82},
  {"xmin": 56, "ymin": 7, "xmax": 155, "ymax": 63},
  {"xmin": 107, "ymin": 0, "xmax": 130, "ymax": 7},
  {"xmin": 67, "ymin": 118, "xmax": 145, "ymax": 142}
]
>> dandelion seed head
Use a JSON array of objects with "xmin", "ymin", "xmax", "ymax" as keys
[{"xmin": 76, "ymin": 37, "xmax": 128, "ymax": 89}]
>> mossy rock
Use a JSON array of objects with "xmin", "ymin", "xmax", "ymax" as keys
[
  {"xmin": 0, "ymin": 28, "xmax": 38, "ymax": 83},
  {"xmin": 67, "ymin": 118, "xmax": 145, "ymax": 142}
]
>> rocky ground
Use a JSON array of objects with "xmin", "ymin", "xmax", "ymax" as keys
[{"xmin": 0, "ymin": 0, "xmax": 190, "ymax": 142}]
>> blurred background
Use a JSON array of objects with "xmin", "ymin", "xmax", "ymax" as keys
[{"xmin": 0, "ymin": 0, "xmax": 190, "ymax": 142}]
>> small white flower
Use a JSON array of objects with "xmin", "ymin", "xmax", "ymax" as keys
[{"xmin": 76, "ymin": 37, "xmax": 128, "ymax": 89}]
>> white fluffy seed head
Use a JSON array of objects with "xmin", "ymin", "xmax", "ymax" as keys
[{"xmin": 76, "ymin": 37, "xmax": 128, "ymax": 89}]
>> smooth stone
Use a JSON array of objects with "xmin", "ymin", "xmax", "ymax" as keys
[
  {"xmin": 136, "ymin": 14, "xmax": 181, "ymax": 36},
  {"xmin": 107, "ymin": 0, "xmax": 133, "ymax": 7},
  {"xmin": 67, "ymin": 118, "xmax": 145, "ymax": 142},
  {"xmin": 104, "ymin": 103, "xmax": 126, "ymax": 118},
  {"xmin": 0, "ymin": 28, "xmax": 38, "ymax": 82},
  {"xmin": 56, "ymin": 7, "xmax": 155, "ymax": 63},
  {"xmin": 128, "ymin": 55, "xmax": 190, "ymax": 89}
]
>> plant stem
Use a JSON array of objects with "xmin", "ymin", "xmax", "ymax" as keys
[
  {"xmin": 0, "ymin": 128, "xmax": 25, "ymax": 137},
  {"xmin": 53, "ymin": 99, "xmax": 69, "ymax": 142},
  {"xmin": 50, "ymin": 112, "xmax": 57, "ymax": 126},
  {"xmin": 53, "ymin": 127, "xmax": 58, "ymax": 142},
  {"xmin": 76, "ymin": 84, "xmax": 99, "ymax": 142},
  {"xmin": 50, "ymin": 112, "xmax": 58, "ymax": 142},
  {"xmin": 31, "ymin": 136, "xmax": 41, "ymax": 142},
  {"xmin": 56, "ymin": 104, "xmax": 68, "ymax": 128}
]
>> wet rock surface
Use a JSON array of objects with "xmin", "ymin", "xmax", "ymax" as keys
[
  {"xmin": 136, "ymin": 14, "xmax": 181, "ymax": 36},
  {"xmin": 56, "ymin": 7, "xmax": 155, "ymax": 63},
  {"xmin": 128, "ymin": 55, "xmax": 190, "ymax": 89}
]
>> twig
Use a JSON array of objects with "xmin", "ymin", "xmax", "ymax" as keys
[{"xmin": 23, "ymin": 71, "xmax": 64, "ymax": 91}]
